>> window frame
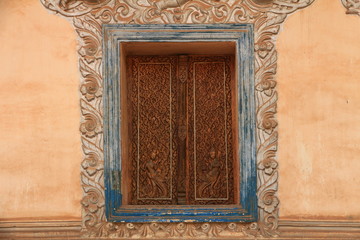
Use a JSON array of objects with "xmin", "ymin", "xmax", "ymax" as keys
[{"xmin": 103, "ymin": 24, "xmax": 257, "ymax": 222}]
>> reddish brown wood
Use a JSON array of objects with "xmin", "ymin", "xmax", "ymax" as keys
[
  {"xmin": 127, "ymin": 56, "xmax": 178, "ymax": 205},
  {"xmin": 187, "ymin": 56, "xmax": 235, "ymax": 205},
  {"xmin": 127, "ymin": 55, "xmax": 235, "ymax": 205}
]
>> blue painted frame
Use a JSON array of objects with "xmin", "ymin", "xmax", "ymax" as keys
[{"xmin": 103, "ymin": 24, "xmax": 256, "ymax": 222}]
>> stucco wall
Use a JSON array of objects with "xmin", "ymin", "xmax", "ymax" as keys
[
  {"xmin": 277, "ymin": 0, "xmax": 360, "ymax": 220},
  {"xmin": 0, "ymin": 0, "xmax": 81, "ymax": 220},
  {"xmin": 0, "ymin": 0, "xmax": 359, "ymax": 221}
]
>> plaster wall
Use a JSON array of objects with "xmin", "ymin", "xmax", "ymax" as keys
[
  {"xmin": 277, "ymin": 0, "xmax": 360, "ymax": 220},
  {"xmin": 0, "ymin": 0, "xmax": 81, "ymax": 220},
  {"xmin": 0, "ymin": 0, "xmax": 359, "ymax": 221}
]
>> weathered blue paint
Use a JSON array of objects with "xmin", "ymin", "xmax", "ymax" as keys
[{"xmin": 103, "ymin": 24, "xmax": 257, "ymax": 223}]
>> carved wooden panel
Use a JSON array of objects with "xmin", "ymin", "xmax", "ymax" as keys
[
  {"xmin": 127, "ymin": 56, "xmax": 178, "ymax": 205},
  {"xmin": 176, "ymin": 55, "xmax": 188, "ymax": 205},
  {"xmin": 128, "ymin": 55, "xmax": 234, "ymax": 205},
  {"xmin": 187, "ymin": 56, "xmax": 235, "ymax": 204}
]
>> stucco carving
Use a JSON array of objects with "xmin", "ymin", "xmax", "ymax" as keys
[
  {"xmin": 342, "ymin": 0, "xmax": 360, "ymax": 16},
  {"xmin": 41, "ymin": 0, "xmax": 314, "ymax": 238}
]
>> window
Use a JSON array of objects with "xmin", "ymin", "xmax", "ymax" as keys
[
  {"xmin": 126, "ymin": 54, "xmax": 236, "ymax": 205},
  {"xmin": 103, "ymin": 24, "xmax": 256, "ymax": 222}
]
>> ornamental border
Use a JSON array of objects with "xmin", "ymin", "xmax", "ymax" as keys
[
  {"xmin": 40, "ymin": 0, "xmax": 315, "ymax": 238},
  {"xmin": 103, "ymin": 24, "xmax": 257, "ymax": 222}
]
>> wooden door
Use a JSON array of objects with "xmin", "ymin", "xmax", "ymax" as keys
[{"xmin": 127, "ymin": 55, "xmax": 236, "ymax": 205}]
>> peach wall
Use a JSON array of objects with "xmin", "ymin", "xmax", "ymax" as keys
[
  {"xmin": 0, "ymin": 0, "xmax": 81, "ymax": 220},
  {"xmin": 277, "ymin": 0, "xmax": 360, "ymax": 220},
  {"xmin": 1, "ymin": 0, "xmax": 360, "ymax": 221}
]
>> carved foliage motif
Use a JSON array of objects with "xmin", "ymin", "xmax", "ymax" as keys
[
  {"xmin": 129, "ymin": 56, "xmax": 234, "ymax": 205},
  {"xmin": 187, "ymin": 56, "xmax": 234, "ymax": 204},
  {"xmin": 342, "ymin": 0, "xmax": 360, "ymax": 16},
  {"xmin": 128, "ymin": 56, "xmax": 178, "ymax": 205},
  {"xmin": 41, "ymin": 0, "xmax": 315, "ymax": 238}
]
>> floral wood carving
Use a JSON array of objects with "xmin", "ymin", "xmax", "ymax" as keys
[
  {"xmin": 41, "ymin": 0, "xmax": 314, "ymax": 238},
  {"xmin": 342, "ymin": 0, "xmax": 360, "ymax": 16},
  {"xmin": 187, "ymin": 56, "xmax": 235, "ymax": 205},
  {"xmin": 128, "ymin": 56, "xmax": 178, "ymax": 205}
]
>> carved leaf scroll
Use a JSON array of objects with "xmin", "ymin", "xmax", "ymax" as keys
[
  {"xmin": 128, "ymin": 55, "xmax": 234, "ymax": 205},
  {"xmin": 187, "ymin": 56, "xmax": 235, "ymax": 205},
  {"xmin": 342, "ymin": 0, "xmax": 360, "ymax": 16},
  {"xmin": 128, "ymin": 56, "xmax": 178, "ymax": 205},
  {"xmin": 41, "ymin": 0, "xmax": 315, "ymax": 238}
]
